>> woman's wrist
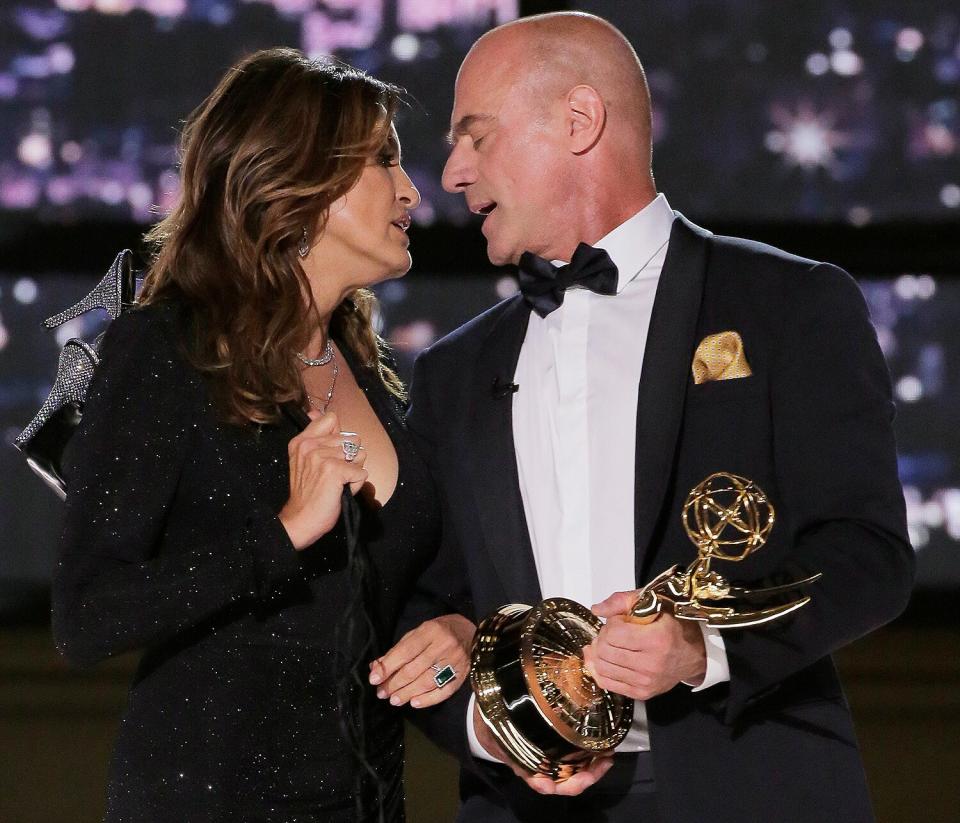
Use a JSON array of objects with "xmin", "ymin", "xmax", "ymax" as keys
[{"xmin": 278, "ymin": 507, "xmax": 314, "ymax": 551}]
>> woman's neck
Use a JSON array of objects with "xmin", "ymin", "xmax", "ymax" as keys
[{"xmin": 302, "ymin": 313, "xmax": 333, "ymax": 360}]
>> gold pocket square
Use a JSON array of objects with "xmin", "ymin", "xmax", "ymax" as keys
[{"xmin": 692, "ymin": 331, "xmax": 753, "ymax": 384}]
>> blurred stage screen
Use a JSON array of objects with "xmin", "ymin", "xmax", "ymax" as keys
[
  {"xmin": 1, "ymin": 0, "xmax": 958, "ymax": 225},
  {"xmin": 1, "ymin": 0, "xmax": 520, "ymax": 226},
  {"xmin": 1, "ymin": 268, "xmax": 958, "ymax": 593}
]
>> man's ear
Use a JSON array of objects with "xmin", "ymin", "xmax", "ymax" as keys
[{"xmin": 567, "ymin": 84, "xmax": 606, "ymax": 154}]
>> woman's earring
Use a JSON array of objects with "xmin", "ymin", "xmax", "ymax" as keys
[{"xmin": 297, "ymin": 227, "xmax": 310, "ymax": 258}]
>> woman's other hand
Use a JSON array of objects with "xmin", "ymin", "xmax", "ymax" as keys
[
  {"xmin": 278, "ymin": 411, "xmax": 368, "ymax": 550},
  {"xmin": 369, "ymin": 614, "xmax": 475, "ymax": 708}
]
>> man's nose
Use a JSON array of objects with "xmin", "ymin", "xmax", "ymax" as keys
[{"xmin": 442, "ymin": 143, "xmax": 476, "ymax": 193}]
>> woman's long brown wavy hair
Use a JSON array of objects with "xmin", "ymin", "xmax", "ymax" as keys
[{"xmin": 139, "ymin": 48, "xmax": 405, "ymax": 425}]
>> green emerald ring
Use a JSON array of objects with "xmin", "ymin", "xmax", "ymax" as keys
[{"xmin": 431, "ymin": 663, "xmax": 456, "ymax": 689}]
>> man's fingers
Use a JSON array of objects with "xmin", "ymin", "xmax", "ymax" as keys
[
  {"xmin": 591, "ymin": 589, "xmax": 639, "ymax": 618},
  {"xmin": 592, "ymin": 670, "xmax": 647, "ymax": 700},
  {"xmin": 598, "ymin": 616, "xmax": 651, "ymax": 652},
  {"xmin": 592, "ymin": 656, "xmax": 647, "ymax": 691},
  {"xmin": 523, "ymin": 775, "xmax": 558, "ymax": 795},
  {"xmin": 521, "ymin": 756, "xmax": 616, "ymax": 797},
  {"xmin": 583, "ymin": 642, "xmax": 649, "ymax": 699},
  {"xmin": 592, "ymin": 639, "xmax": 640, "ymax": 670},
  {"xmin": 552, "ymin": 757, "xmax": 615, "ymax": 796}
]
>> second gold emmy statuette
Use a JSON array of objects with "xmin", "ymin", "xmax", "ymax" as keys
[{"xmin": 469, "ymin": 472, "xmax": 821, "ymax": 781}]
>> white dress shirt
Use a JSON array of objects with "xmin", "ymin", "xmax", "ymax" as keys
[{"xmin": 467, "ymin": 193, "xmax": 729, "ymax": 761}]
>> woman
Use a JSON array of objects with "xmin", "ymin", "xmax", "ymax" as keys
[{"xmin": 52, "ymin": 49, "xmax": 472, "ymax": 822}]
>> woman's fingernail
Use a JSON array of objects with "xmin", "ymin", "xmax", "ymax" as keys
[
  {"xmin": 377, "ymin": 689, "xmax": 386, "ymax": 699},
  {"xmin": 389, "ymin": 695, "xmax": 402, "ymax": 706},
  {"xmin": 411, "ymin": 698, "xmax": 421, "ymax": 708},
  {"xmin": 369, "ymin": 672, "xmax": 382, "ymax": 685}
]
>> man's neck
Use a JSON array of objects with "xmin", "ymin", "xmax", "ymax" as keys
[{"xmin": 572, "ymin": 181, "xmax": 658, "ymax": 247}]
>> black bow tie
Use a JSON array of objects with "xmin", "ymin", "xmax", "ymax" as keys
[{"xmin": 517, "ymin": 243, "xmax": 619, "ymax": 318}]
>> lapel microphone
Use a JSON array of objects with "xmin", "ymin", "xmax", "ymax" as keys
[{"xmin": 492, "ymin": 377, "xmax": 520, "ymax": 398}]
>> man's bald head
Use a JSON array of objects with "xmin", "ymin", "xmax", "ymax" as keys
[
  {"xmin": 464, "ymin": 12, "xmax": 653, "ymax": 151},
  {"xmin": 442, "ymin": 12, "xmax": 658, "ymax": 265}
]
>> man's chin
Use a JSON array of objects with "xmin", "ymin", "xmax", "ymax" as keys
[{"xmin": 484, "ymin": 241, "xmax": 519, "ymax": 268}]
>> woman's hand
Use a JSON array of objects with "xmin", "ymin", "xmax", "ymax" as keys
[
  {"xmin": 278, "ymin": 411, "xmax": 368, "ymax": 550},
  {"xmin": 369, "ymin": 614, "xmax": 475, "ymax": 708}
]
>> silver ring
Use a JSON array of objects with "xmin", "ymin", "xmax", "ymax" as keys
[
  {"xmin": 341, "ymin": 439, "xmax": 361, "ymax": 462},
  {"xmin": 430, "ymin": 663, "xmax": 456, "ymax": 689}
]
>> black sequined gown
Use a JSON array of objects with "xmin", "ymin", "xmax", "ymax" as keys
[{"xmin": 52, "ymin": 301, "xmax": 440, "ymax": 822}]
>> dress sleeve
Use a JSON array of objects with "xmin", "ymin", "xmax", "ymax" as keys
[{"xmin": 52, "ymin": 307, "xmax": 302, "ymax": 667}]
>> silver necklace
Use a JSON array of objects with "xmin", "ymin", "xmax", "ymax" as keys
[
  {"xmin": 296, "ymin": 339, "xmax": 334, "ymax": 367},
  {"xmin": 306, "ymin": 352, "xmax": 339, "ymax": 413}
]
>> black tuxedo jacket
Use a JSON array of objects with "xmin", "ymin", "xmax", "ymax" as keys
[{"xmin": 401, "ymin": 214, "xmax": 914, "ymax": 822}]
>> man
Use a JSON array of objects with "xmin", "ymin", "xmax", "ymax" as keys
[{"xmin": 378, "ymin": 12, "xmax": 914, "ymax": 822}]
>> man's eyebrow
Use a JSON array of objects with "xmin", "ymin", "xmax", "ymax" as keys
[{"xmin": 445, "ymin": 114, "xmax": 496, "ymax": 145}]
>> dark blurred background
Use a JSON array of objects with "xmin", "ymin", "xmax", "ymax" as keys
[{"xmin": 1, "ymin": 1, "xmax": 958, "ymax": 821}]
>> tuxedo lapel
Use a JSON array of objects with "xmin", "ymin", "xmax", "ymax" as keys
[
  {"xmin": 463, "ymin": 295, "xmax": 542, "ymax": 605},
  {"xmin": 634, "ymin": 214, "xmax": 711, "ymax": 583}
]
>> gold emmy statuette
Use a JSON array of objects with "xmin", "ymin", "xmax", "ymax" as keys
[{"xmin": 470, "ymin": 472, "xmax": 821, "ymax": 781}]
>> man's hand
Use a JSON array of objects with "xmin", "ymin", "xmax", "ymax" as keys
[
  {"xmin": 583, "ymin": 590, "xmax": 707, "ymax": 700},
  {"xmin": 471, "ymin": 701, "xmax": 614, "ymax": 795}
]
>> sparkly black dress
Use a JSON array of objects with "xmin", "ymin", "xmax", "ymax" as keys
[{"xmin": 52, "ymin": 301, "xmax": 440, "ymax": 823}]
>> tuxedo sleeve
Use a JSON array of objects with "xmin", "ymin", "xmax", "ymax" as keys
[
  {"xmin": 396, "ymin": 347, "xmax": 478, "ymax": 766},
  {"xmin": 722, "ymin": 263, "xmax": 915, "ymax": 722}
]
